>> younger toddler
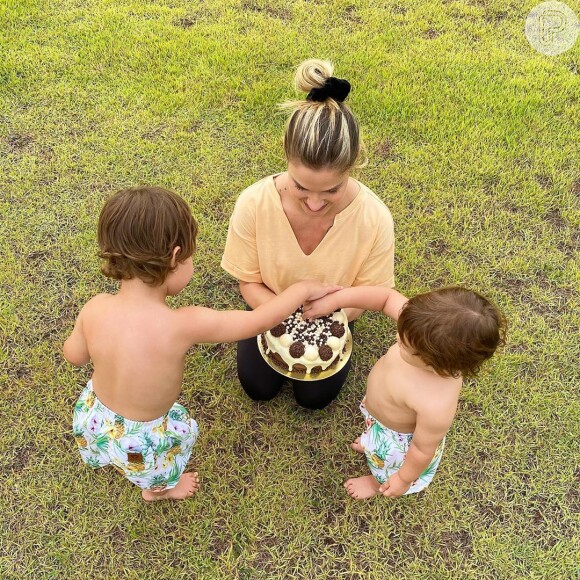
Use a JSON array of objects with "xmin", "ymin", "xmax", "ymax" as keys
[
  {"xmin": 304, "ymin": 286, "xmax": 505, "ymax": 498},
  {"xmin": 64, "ymin": 186, "xmax": 339, "ymax": 501}
]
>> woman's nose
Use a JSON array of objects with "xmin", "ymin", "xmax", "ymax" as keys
[{"xmin": 306, "ymin": 197, "xmax": 325, "ymax": 211}]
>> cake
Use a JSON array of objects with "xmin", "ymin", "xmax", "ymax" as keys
[{"xmin": 260, "ymin": 307, "xmax": 349, "ymax": 376}]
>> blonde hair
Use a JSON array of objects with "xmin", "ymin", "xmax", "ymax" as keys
[{"xmin": 279, "ymin": 59, "xmax": 366, "ymax": 172}]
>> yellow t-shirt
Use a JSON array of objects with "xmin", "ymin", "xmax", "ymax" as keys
[{"xmin": 221, "ymin": 175, "xmax": 395, "ymax": 294}]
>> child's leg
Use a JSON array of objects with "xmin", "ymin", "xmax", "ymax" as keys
[
  {"xmin": 142, "ymin": 472, "xmax": 200, "ymax": 501},
  {"xmin": 237, "ymin": 335, "xmax": 285, "ymax": 401},
  {"xmin": 345, "ymin": 437, "xmax": 385, "ymax": 499},
  {"xmin": 350, "ymin": 437, "xmax": 364, "ymax": 453},
  {"xmin": 127, "ymin": 411, "xmax": 199, "ymax": 502},
  {"xmin": 73, "ymin": 381, "xmax": 118, "ymax": 470},
  {"xmin": 344, "ymin": 475, "xmax": 381, "ymax": 499},
  {"xmin": 345, "ymin": 401, "xmax": 388, "ymax": 499}
]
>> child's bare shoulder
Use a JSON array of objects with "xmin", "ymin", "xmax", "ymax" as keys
[
  {"xmin": 412, "ymin": 374, "xmax": 461, "ymax": 419},
  {"xmin": 173, "ymin": 304, "xmax": 204, "ymax": 322},
  {"xmin": 171, "ymin": 304, "xmax": 212, "ymax": 342},
  {"xmin": 87, "ymin": 292, "xmax": 113, "ymax": 303},
  {"xmin": 79, "ymin": 293, "xmax": 114, "ymax": 315}
]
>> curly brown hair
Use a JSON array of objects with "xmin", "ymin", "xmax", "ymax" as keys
[
  {"xmin": 397, "ymin": 287, "xmax": 506, "ymax": 378},
  {"xmin": 97, "ymin": 186, "xmax": 198, "ymax": 286}
]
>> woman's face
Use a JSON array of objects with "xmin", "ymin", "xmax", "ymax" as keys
[{"xmin": 286, "ymin": 161, "xmax": 350, "ymax": 217}]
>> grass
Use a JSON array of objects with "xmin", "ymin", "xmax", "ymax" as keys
[{"xmin": 1, "ymin": 0, "xmax": 579, "ymax": 577}]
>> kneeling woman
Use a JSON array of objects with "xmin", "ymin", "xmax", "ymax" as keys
[{"xmin": 221, "ymin": 59, "xmax": 395, "ymax": 409}]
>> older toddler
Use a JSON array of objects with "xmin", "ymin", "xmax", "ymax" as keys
[{"xmin": 64, "ymin": 186, "xmax": 339, "ymax": 501}]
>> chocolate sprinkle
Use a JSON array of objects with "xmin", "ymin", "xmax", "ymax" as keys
[
  {"xmin": 270, "ymin": 323, "xmax": 285, "ymax": 337},
  {"xmin": 289, "ymin": 341, "xmax": 305, "ymax": 358},
  {"xmin": 318, "ymin": 345, "xmax": 333, "ymax": 361}
]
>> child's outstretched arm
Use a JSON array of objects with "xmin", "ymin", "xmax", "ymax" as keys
[
  {"xmin": 178, "ymin": 280, "xmax": 341, "ymax": 346},
  {"xmin": 303, "ymin": 286, "xmax": 408, "ymax": 321},
  {"xmin": 63, "ymin": 310, "xmax": 90, "ymax": 367}
]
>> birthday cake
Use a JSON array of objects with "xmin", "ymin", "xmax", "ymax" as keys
[{"xmin": 260, "ymin": 307, "xmax": 349, "ymax": 376}]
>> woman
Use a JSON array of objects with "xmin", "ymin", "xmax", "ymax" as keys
[{"xmin": 221, "ymin": 59, "xmax": 395, "ymax": 409}]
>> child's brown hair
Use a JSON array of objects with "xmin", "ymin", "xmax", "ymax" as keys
[
  {"xmin": 397, "ymin": 287, "xmax": 506, "ymax": 378},
  {"xmin": 98, "ymin": 186, "xmax": 198, "ymax": 286}
]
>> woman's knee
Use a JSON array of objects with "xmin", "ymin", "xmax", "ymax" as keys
[
  {"xmin": 238, "ymin": 372, "xmax": 283, "ymax": 402},
  {"xmin": 236, "ymin": 347, "xmax": 284, "ymax": 401},
  {"xmin": 293, "ymin": 381, "xmax": 344, "ymax": 410}
]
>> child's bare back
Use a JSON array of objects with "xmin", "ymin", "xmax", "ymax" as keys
[
  {"xmin": 364, "ymin": 343, "xmax": 461, "ymax": 436},
  {"xmin": 76, "ymin": 290, "xmax": 191, "ymax": 421}
]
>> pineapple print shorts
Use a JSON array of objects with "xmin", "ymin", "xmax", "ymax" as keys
[
  {"xmin": 359, "ymin": 398, "xmax": 445, "ymax": 494},
  {"xmin": 73, "ymin": 380, "xmax": 198, "ymax": 491}
]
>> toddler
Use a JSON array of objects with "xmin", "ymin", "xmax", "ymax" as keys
[
  {"xmin": 304, "ymin": 285, "xmax": 505, "ymax": 498},
  {"xmin": 64, "ymin": 186, "xmax": 339, "ymax": 501}
]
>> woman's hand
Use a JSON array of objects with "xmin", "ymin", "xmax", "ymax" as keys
[
  {"xmin": 302, "ymin": 292, "xmax": 340, "ymax": 319},
  {"xmin": 304, "ymin": 281, "xmax": 342, "ymax": 303}
]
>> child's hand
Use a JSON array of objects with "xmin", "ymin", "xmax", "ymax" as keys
[
  {"xmin": 304, "ymin": 281, "xmax": 342, "ymax": 303},
  {"xmin": 302, "ymin": 292, "xmax": 340, "ymax": 319},
  {"xmin": 378, "ymin": 472, "xmax": 412, "ymax": 498}
]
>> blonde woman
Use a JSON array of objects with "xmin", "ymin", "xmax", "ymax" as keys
[{"xmin": 221, "ymin": 59, "xmax": 395, "ymax": 409}]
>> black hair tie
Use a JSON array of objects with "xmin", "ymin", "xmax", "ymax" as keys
[{"xmin": 307, "ymin": 77, "xmax": 351, "ymax": 103}]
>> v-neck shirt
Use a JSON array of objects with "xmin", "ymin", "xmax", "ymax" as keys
[{"xmin": 221, "ymin": 174, "xmax": 394, "ymax": 294}]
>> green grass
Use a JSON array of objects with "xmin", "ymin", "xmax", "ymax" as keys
[{"xmin": 1, "ymin": 0, "xmax": 579, "ymax": 577}]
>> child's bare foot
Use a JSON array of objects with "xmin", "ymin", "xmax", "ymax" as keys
[
  {"xmin": 350, "ymin": 437, "xmax": 364, "ymax": 454},
  {"xmin": 141, "ymin": 472, "xmax": 200, "ymax": 502},
  {"xmin": 344, "ymin": 475, "xmax": 380, "ymax": 499}
]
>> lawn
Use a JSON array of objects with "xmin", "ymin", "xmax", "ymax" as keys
[{"xmin": 0, "ymin": 0, "xmax": 578, "ymax": 577}]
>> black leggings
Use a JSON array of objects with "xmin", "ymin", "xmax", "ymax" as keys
[{"xmin": 236, "ymin": 321, "xmax": 355, "ymax": 410}]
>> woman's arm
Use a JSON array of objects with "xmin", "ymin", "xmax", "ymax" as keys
[
  {"xmin": 347, "ymin": 203, "xmax": 395, "ymax": 321},
  {"xmin": 239, "ymin": 281, "xmax": 276, "ymax": 309}
]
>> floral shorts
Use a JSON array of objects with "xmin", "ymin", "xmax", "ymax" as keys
[
  {"xmin": 359, "ymin": 398, "xmax": 444, "ymax": 494},
  {"xmin": 72, "ymin": 380, "xmax": 198, "ymax": 491}
]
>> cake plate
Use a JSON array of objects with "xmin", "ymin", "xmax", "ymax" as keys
[{"xmin": 257, "ymin": 327, "xmax": 353, "ymax": 382}]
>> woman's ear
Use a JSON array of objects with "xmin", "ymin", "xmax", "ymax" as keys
[{"xmin": 170, "ymin": 246, "xmax": 182, "ymax": 268}]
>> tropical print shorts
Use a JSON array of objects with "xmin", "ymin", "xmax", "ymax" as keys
[
  {"xmin": 72, "ymin": 380, "xmax": 198, "ymax": 491},
  {"xmin": 359, "ymin": 398, "xmax": 444, "ymax": 494}
]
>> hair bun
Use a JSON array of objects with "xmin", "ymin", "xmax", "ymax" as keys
[{"xmin": 306, "ymin": 77, "xmax": 351, "ymax": 103}]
